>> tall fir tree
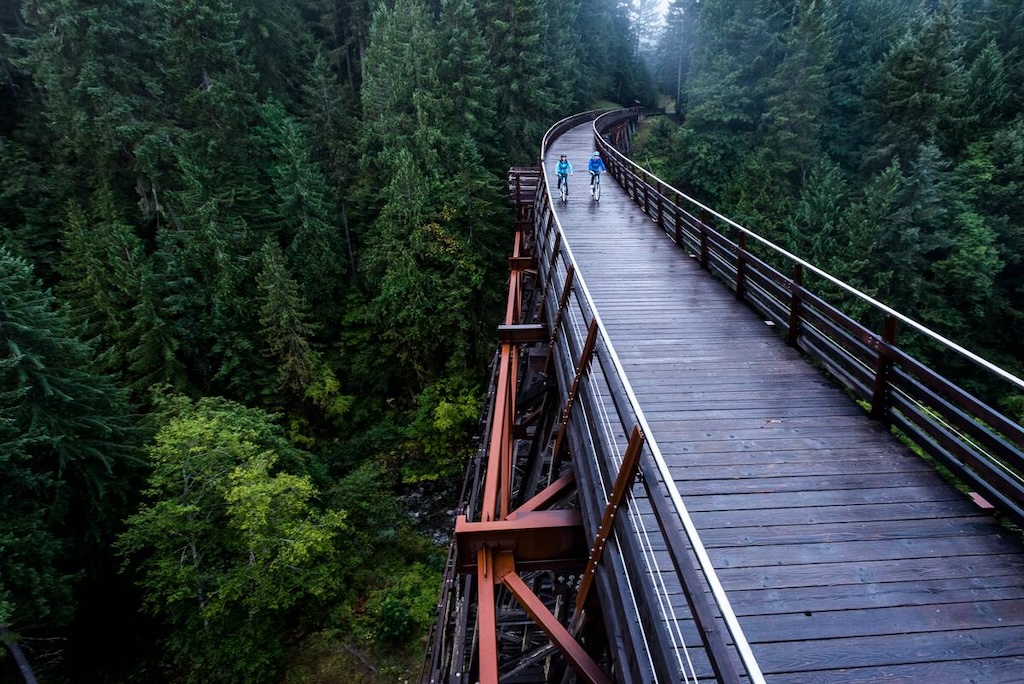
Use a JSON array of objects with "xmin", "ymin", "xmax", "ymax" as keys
[
  {"xmin": 859, "ymin": 0, "xmax": 965, "ymax": 170},
  {"xmin": 0, "ymin": 247, "xmax": 139, "ymax": 637}
]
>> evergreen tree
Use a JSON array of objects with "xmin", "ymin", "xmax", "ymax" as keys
[
  {"xmin": 542, "ymin": 0, "xmax": 585, "ymax": 115},
  {"xmin": 860, "ymin": 1, "xmax": 965, "ymax": 169},
  {"xmin": 157, "ymin": 152, "xmax": 271, "ymax": 399},
  {"xmin": 259, "ymin": 100, "xmax": 346, "ymax": 314},
  {"xmin": 437, "ymin": 0, "xmax": 501, "ymax": 167},
  {"xmin": 118, "ymin": 395, "xmax": 346, "ymax": 684},
  {"xmin": 0, "ymin": 247, "xmax": 139, "ymax": 637},
  {"xmin": 255, "ymin": 240, "xmax": 319, "ymax": 399},
  {"xmin": 299, "ymin": 51, "xmax": 361, "ymax": 279},
  {"xmin": 11, "ymin": 0, "xmax": 168, "ymax": 186},
  {"xmin": 478, "ymin": 0, "xmax": 558, "ymax": 162},
  {"xmin": 761, "ymin": 0, "xmax": 837, "ymax": 185},
  {"xmin": 823, "ymin": 0, "xmax": 916, "ymax": 171},
  {"xmin": 360, "ymin": 0, "xmax": 441, "ymax": 177},
  {"xmin": 58, "ymin": 187, "xmax": 186, "ymax": 395},
  {"xmin": 655, "ymin": 0, "xmax": 700, "ymax": 118}
]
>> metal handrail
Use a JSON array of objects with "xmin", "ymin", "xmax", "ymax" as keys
[
  {"xmin": 539, "ymin": 113, "xmax": 767, "ymax": 683},
  {"xmin": 591, "ymin": 112, "xmax": 1024, "ymax": 393},
  {"xmin": 590, "ymin": 110, "xmax": 1024, "ymax": 526}
]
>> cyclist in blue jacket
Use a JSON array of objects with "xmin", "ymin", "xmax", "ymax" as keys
[
  {"xmin": 556, "ymin": 154, "xmax": 573, "ymax": 196},
  {"xmin": 588, "ymin": 151, "xmax": 606, "ymax": 194}
]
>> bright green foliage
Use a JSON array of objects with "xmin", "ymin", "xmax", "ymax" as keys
[
  {"xmin": 402, "ymin": 374, "xmax": 482, "ymax": 483},
  {"xmin": 359, "ymin": 563, "xmax": 441, "ymax": 645},
  {"xmin": 118, "ymin": 395, "xmax": 346, "ymax": 683},
  {"xmin": 0, "ymin": 247, "xmax": 139, "ymax": 632}
]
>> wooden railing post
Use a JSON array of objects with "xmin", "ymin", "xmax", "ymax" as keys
[
  {"xmin": 699, "ymin": 210, "xmax": 710, "ymax": 269},
  {"xmin": 787, "ymin": 264, "xmax": 803, "ymax": 346},
  {"xmin": 656, "ymin": 183, "xmax": 664, "ymax": 229},
  {"xmin": 870, "ymin": 315, "xmax": 898, "ymax": 420},
  {"xmin": 736, "ymin": 232, "xmax": 747, "ymax": 301},
  {"xmin": 674, "ymin": 206, "xmax": 682, "ymax": 247}
]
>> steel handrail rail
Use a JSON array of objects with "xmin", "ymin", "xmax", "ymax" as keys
[
  {"xmin": 541, "ymin": 113, "xmax": 767, "ymax": 684},
  {"xmin": 591, "ymin": 112, "xmax": 1024, "ymax": 393}
]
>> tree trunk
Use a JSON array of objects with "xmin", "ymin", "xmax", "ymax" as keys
[{"xmin": 0, "ymin": 625, "xmax": 40, "ymax": 684}]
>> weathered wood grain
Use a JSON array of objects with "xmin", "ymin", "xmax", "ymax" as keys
[{"xmin": 550, "ymin": 123, "xmax": 1024, "ymax": 682}]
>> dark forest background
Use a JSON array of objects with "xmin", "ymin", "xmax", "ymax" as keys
[
  {"xmin": 0, "ymin": 0, "xmax": 652, "ymax": 681},
  {"xmin": 3, "ymin": 0, "xmax": 1023, "ymax": 682}
]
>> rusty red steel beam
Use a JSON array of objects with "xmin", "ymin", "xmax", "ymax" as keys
[
  {"xmin": 477, "ymin": 548, "xmax": 499, "ymax": 684},
  {"xmin": 473, "ymin": 180, "xmax": 603, "ymax": 682},
  {"xmin": 480, "ymin": 342, "xmax": 513, "ymax": 521},
  {"xmin": 496, "ymin": 554, "xmax": 612, "ymax": 684},
  {"xmin": 454, "ymin": 510, "xmax": 586, "ymax": 573},
  {"xmin": 507, "ymin": 471, "xmax": 575, "ymax": 519},
  {"xmin": 551, "ymin": 319, "xmax": 599, "ymax": 463},
  {"xmin": 542, "ymin": 265, "xmax": 576, "ymax": 373},
  {"xmin": 575, "ymin": 425, "xmax": 645, "ymax": 616}
]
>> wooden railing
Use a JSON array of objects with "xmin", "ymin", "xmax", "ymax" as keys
[
  {"xmin": 538, "ymin": 110, "xmax": 765, "ymax": 683},
  {"xmin": 593, "ymin": 110, "xmax": 1024, "ymax": 528}
]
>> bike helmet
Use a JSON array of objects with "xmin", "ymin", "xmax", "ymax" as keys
[{"xmin": 593, "ymin": 151, "xmax": 600, "ymax": 156}]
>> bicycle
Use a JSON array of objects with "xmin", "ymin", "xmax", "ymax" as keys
[
  {"xmin": 558, "ymin": 174, "xmax": 569, "ymax": 203},
  {"xmin": 590, "ymin": 171, "xmax": 601, "ymax": 202}
]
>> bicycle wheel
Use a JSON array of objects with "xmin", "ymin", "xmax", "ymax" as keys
[
  {"xmin": 594, "ymin": 175, "xmax": 601, "ymax": 202},
  {"xmin": 560, "ymin": 179, "xmax": 567, "ymax": 203}
]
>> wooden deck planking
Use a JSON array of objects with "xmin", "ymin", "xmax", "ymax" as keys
[{"xmin": 548, "ymin": 123, "xmax": 1024, "ymax": 682}]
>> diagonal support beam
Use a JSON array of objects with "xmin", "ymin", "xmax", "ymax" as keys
[
  {"xmin": 496, "ymin": 556, "xmax": 611, "ymax": 684},
  {"xmin": 543, "ymin": 265, "xmax": 576, "ymax": 372},
  {"xmin": 508, "ymin": 471, "xmax": 575, "ymax": 519},
  {"xmin": 551, "ymin": 318, "xmax": 599, "ymax": 462},
  {"xmin": 575, "ymin": 425, "xmax": 645, "ymax": 615}
]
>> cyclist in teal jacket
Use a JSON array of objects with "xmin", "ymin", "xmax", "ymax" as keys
[
  {"xmin": 556, "ymin": 154, "xmax": 573, "ymax": 196},
  {"xmin": 588, "ymin": 151, "xmax": 607, "ymax": 193}
]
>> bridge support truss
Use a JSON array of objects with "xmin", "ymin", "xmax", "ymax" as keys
[{"xmin": 423, "ymin": 166, "xmax": 626, "ymax": 683}]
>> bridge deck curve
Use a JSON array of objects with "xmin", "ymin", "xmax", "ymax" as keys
[{"xmin": 549, "ymin": 123, "xmax": 1024, "ymax": 683}]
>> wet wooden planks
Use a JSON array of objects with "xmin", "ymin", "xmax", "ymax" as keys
[{"xmin": 548, "ymin": 123, "xmax": 1024, "ymax": 682}]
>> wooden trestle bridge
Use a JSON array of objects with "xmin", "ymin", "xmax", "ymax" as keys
[{"xmin": 422, "ymin": 110, "xmax": 1024, "ymax": 683}]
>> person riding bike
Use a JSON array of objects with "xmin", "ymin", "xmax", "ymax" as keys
[
  {"xmin": 588, "ymin": 151, "xmax": 607, "ymax": 194},
  {"xmin": 556, "ymin": 154, "xmax": 573, "ymax": 196}
]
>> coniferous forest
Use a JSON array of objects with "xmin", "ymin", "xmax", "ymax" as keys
[
  {"xmin": 0, "ymin": 0, "xmax": 652, "ymax": 681},
  {"xmin": 641, "ymin": 0, "xmax": 1024, "ymax": 414},
  {"xmin": 4, "ymin": 0, "xmax": 1024, "ymax": 682}
]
